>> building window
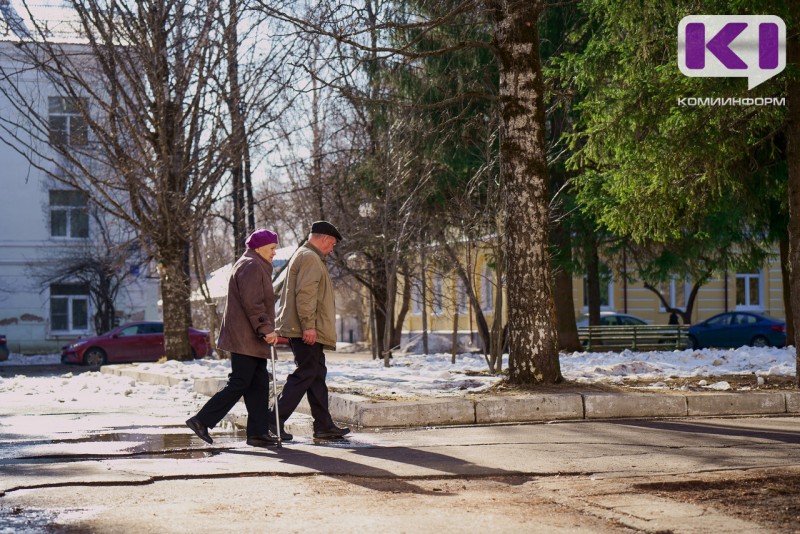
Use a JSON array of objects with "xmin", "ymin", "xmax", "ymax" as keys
[
  {"xmin": 49, "ymin": 96, "xmax": 88, "ymax": 147},
  {"xmin": 412, "ymin": 278, "xmax": 423, "ymax": 315},
  {"xmin": 736, "ymin": 271, "xmax": 763, "ymax": 310},
  {"xmin": 659, "ymin": 275, "xmax": 691, "ymax": 311},
  {"xmin": 50, "ymin": 283, "xmax": 90, "ymax": 333},
  {"xmin": 583, "ymin": 265, "xmax": 613, "ymax": 310},
  {"xmin": 455, "ymin": 276, "xmax": 468, "ymax": 315},
  {"xmin": 50, "ymin": 190, "xmax": 89, "ymax": 238},
  {"xmin": 481, "ymin": 266, "xmax": 493, "ymax": 312},
  {"xmin": 432, "ymin": 272, "xmax": 444, "ymax": 316}
]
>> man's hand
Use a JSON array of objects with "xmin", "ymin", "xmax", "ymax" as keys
[{"xmin": 302, "ymin": 328, "xmax": 317, "ymax": 345}]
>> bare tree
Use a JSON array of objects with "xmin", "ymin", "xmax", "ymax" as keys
[
  {"xmin": 256, "ymin": 0, "xmax": 561, "ymax": 384},
  {"xmin": 216, "ymin": 0, "xmax": 297, "ymax": 256},
  {"xmin": 34, "ymin": 203, "xmax": 149, "ymax": 335},
  {"xmin": 333, "ymin": 112, "xmax": 436, "ymax": 366},
  {"xmin": 0, "ymin": 1, "xmax": 289, "ymax": 359},
  {"xmin": 255, "ymin": 6, "xmax": 436, "ymax": 365}
]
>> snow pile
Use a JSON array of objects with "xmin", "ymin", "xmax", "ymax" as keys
[
  {"xmin": 560, "ymin": 346, "xmax": 794, "ymax": 384},
  {"xmin": 0, "ymin": 346, "xmax": 795, "ymax": 406}
]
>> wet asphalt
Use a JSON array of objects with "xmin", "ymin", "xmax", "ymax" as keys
[
  {"xmin": 5, "ymin": 363, "xmax": 800, "ymax": 532},
  {"xmin": 0, "ymin": 363, "xmax": 96, "ymax": 378}
]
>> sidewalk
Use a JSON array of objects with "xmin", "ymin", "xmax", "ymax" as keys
[{"xmin": 100, "ymin": 358, "xmax": 800, "ymax": 436}]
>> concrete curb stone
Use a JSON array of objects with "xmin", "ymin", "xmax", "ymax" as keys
[
  {"xmin": 583, "ymin": 392, "xmax": 687, "ymax": 419},
  {"xmin": 475, "ymin": 393, "xmax": 583, "ymax": 423},
  {"xmin": 100, "ymin": 366, "xmax": 189, "ymax": 387},
  {"xmin": 102, "ymin": 366, "xmax": 799, "ymax": 430},
  {"xmin": 785, "ymin": 391, "xmax": 800, "ymax": 412},
  {"xmin": 685, "ymin": 392, "xmax": 786, "ymax": 416}
]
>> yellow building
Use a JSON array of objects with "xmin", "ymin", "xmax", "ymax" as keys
[
  {"xmin": 573, "ymin": 255, "xmax": 785, "ymax": 324},
  {"xmin": 397, "ymin": 244, "xmax": 785, "ymax": 349}
]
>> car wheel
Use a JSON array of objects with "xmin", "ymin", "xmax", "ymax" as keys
[
  {"xmin": 750, "ymin": 335, "xmax": 769, "ymax": 348},
  {"xmin": 83, "ymin": 348, "xmax": 107, "ymax": 366},
  {"xmin": 687, "ymin": 335, "xmax": 699, "ymax": 350}
]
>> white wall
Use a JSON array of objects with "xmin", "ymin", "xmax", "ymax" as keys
[{"xmin": 0, "ymin": 41, "xmax": 160, "ymax": 354}]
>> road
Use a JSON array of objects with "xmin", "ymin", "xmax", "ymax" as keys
[{"xmin": 2, "ymin": 365, "xmax": 800, "ymax": 532}]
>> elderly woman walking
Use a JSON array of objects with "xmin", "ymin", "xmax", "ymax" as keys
[{"xmin": 185, "ymin": 229, "xmax": 281, "ymax": 448}]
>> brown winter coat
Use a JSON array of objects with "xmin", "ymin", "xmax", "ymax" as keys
[
  {"xmin": 275, "ymin": 242, "xmax": 337, "ymax": 350},
  {"xmin": 216, "ymin": 249, "xmax": 275, "ymax": 359}
]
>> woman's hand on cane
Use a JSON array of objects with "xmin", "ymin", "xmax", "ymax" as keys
[{"xmin": 262, "ymin": 332, "xmax": 278, "ymax": 345}]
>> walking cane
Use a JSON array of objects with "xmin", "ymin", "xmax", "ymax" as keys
[{"xmin": 270, "ymin": 343, "xmax": 282, "ymax": 449}]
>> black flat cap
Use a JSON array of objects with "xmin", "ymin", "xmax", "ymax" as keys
[{"xmin": 311, "ymin": 220, "xmax": 343, "ymax": 241}]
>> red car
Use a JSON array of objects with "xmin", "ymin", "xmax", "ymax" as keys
[{"xmin": 61, "ymin": 321, "xmax": 212, "ymax": 366}]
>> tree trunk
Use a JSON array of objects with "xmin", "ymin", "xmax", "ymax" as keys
[
  {"xmin": 552, "ymin": 222, "xmax": 581, "ymax": 351},
  {"xmin": 159, "ymin": 241, "xmax": 193, "ymax": 361},
  {"xmin": 585, "ymin": 239, "xmax": 601, "ymax": 325},
  {"xmin": 226, "ymin": 0, "xmax": 247, "ymax": 256},
  {"xmin": 369, "ymin": 291, "xmax": 378, "ymax": 359},
  {"xmin": 488, "ymin": 252, "xmax": 505, "ymax": 374},
  {"xmin": 392, "ymin": 264, "xmax": 412, "ymax": 348},
  {"xmin": 370, "ymin": 257, "xmax": 390, "ymax": 359},
  {"xmin": 420, "ymin": 245, "xmax": 430, "ymax": 354},
  {"xmin": 786, "ymin": 27, "xmax": 800, "ymax": 386},
  {"xmin": 451, "ymin": 306, "xmax": 459, "ymax": 364},
  {"xmin": 492, "ymin": 0, "xmax": 561, "ymax": 384},
  {"xmin": 372, "ymin": 282, "xmax": 388, "ymax": 357},
  {"xmin": 243, "ymin": 141, "xmax": 255, "ymax": 233},
  {"xmin": 780, "ymin": 235, "xmax": 794, "ymax": 342},
  {"xmin": 382, "ymin": 265, "xmax": 397, "ymax": 367},
  {"xmin": 311, "ymin": 68, "xmax": 326, "ymax": 220}
]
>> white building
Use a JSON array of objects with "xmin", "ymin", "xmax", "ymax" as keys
[{"xmin": 0, "ymin": 2, "xmax": 160, "ymax": 353}]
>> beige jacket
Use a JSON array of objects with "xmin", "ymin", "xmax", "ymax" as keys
[
  {"xmin": 216, "ymin": 249, "xmax": 275, "ymax": 358},
  {"xmin": 275, "ymin": 243, "xmax": 337, "ymax": 350}
]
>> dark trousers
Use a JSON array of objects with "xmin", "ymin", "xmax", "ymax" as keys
[
  {"xmin": 274, "ymin": 339, "xmax": 334, "ymax": 431},
  {"xmin": 195, "ymin": 352, "xmax": 269, "ymax": 437}
]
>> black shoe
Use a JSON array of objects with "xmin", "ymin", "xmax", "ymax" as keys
[
  {"xmin": 246, "ymin": 432, "xmax": 280, "ymax": 447},
  {"xmin": 268, "ymin": 422, "xmax": 293, "ymax": 441},
  {"xmin": 186, "ymin": 417, "xmax": 213, "ymax": 444},
  {"xmin": 313, "ymin": 425, "xmax": 351, "ymax": 439}
]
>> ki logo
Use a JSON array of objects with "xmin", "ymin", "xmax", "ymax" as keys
[{"xmin": 678, "ymin": 15, "xmax": 786, "ymax": 90}]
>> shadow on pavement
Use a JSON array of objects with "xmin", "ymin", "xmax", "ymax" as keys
[
  {"xmin": 614, "ymin": 420, "xmax": 800, "ymax": 445},
  {"xmin": 225, "ymin": 437, "xmax": 531, "ymax": 495}
]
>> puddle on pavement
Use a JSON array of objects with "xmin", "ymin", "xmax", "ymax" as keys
[
  {"xmin": 302, "ymin": 437, "xmax": 375, "ymax": 449},
  {"xmin": 0, "ymin": 504, "xmax": 58, "ymax": 533},
  {"xmin": 6, "ymin": 427, "xmax": 379, "ymax": 462},
  {"xmin": 72, "ymin": 430, "xmax": 377, "ymax": 452},
  {"xmin": 8, "ymin": 430, "xmax": 248, "ymax": 461},
  {"xmin": 73, "ymin": 431, "xmax": 198, "ymax": 450},
  {"xmin": 0, "ymin": 505, "xmax": 101, "ymax": 533},
  {"xmin": 73, "ymin": 430, "xmax": 246, "ymax": 458}
]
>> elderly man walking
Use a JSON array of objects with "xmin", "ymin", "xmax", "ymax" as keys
[{"xmin": 269, "ymin": 221, "xmax": 350, "ymax": 440}]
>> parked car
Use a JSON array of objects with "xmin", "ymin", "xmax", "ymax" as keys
[
  {"xmin": 576, "ymin": 312, "xmax": 648, "ymax": 327},
  {"xmin": 0, "ymin": 334, "xmax": 8, "ymax": 361},
  {"xmin": 687, "ymin": 312, "xmax": 786, "ymax": 350},
  {"xmin": 61, "ymin": 321, "xmax": 212, "ymax": 366}
]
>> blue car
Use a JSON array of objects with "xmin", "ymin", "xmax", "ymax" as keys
[{"xmin": 687, "ymin": 312, "xmax": 786, "ymax": 349}]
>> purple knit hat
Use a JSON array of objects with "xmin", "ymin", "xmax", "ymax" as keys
[{"xmin": 245, "ymin": 229, "xmax": 279, "ymax": 250}]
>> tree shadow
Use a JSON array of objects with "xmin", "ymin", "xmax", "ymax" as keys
[{"xmin": 613, "ymin": 420, "xmax": 800, "ymax": 445}]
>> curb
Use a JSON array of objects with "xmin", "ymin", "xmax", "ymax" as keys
[{"xmin": 101, "ymin": 366, "xmax": 800, "ymax": 429}]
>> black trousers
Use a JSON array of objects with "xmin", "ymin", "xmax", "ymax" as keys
[
  {"xmin": 274, "ymin": 339, "xmax": 334, "ymax": 431},
  {"xmin": 194, "ymin": 352, "xmax": 269, "ymax": 436}
]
